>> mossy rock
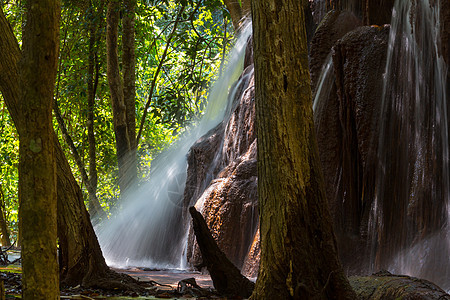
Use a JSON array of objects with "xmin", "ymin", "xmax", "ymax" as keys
[{"xmin": 349, "ymin": 271, "xmax": 450, "ymax": 299}]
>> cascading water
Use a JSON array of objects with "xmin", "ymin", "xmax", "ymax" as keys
[
  {"xmin": 370, "ymin": 0, "xmax": 449, "ymax": 290},
  {"xmin": 313, "ymin": 54, "xmax": 334, "ymax": 118},
  {"xmin": 95, "ymin": 23, "xmax": 252, "ymax": 269}
]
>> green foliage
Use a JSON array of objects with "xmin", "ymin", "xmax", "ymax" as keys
[
  {"xmin": 2, "ymin": 0, "xmax": 24, "ymax": 44},
  {"xmin": 0, "ymin": 0, "xmax": 235, "ymax": 230},
  {"xmin": 54, "ymin": 0, "xmax": 119, "ymax": 211},
  {"xmin": 0, "ymin": 97, "xmax": 19, "ymax": 241},
  {"xmin": 135, "ymin": 0, "xmax": 234, "ymax": 172},
  {"xmin": 136, "ymin": 0, "xmax": 232, "ymax": 131}
]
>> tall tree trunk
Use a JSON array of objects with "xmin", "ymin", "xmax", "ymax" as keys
[
  {"xmin": 86, "ymin": 0, "xmax": 104, "ymax": 220},
  {"xmin": 0, "ymin": 7, "xmax": 129, "ymax": 288},
  {"xmin": 251, "ymin": 0, "xmax": 356, "ymax": 299},
  {"xmin": 122, "ymin": 0, "xmax": 137, "ymax": 164},
  {"xmin": 0, "ymin": 184, "xmax": 11, "ymax": 247},
  {"xmin": 106, "ymin": 0, "xmax": 135, "ymax": 199},
  {"xmin": 18, "ymin": 0, "xmax": 60, "ymax": 298}
]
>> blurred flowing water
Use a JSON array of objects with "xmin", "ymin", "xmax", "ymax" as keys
[
  {"xmin": 313, "ymin": 54, "xmax": 334, "ymax": 119},
  {"xmin": 95, "ymin": 23, "xmax": 252, "ymax": 270},
  {"xmin": 369, "ymin": 0, "xmax": 449, "ymax": 290}
]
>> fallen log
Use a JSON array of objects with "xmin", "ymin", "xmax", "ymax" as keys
[{"xmin": 189, "ymin": 206, "xmax": 255, "ymax": 298}]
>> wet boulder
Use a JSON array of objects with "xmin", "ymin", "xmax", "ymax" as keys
[
  {"xmin": 310, "ymin": 10, "xmax": 361, "ymax": 93},
  {"xmin": 440, "ymin": 0, "xmax": 450, "ymax": 112},
  {"xmin": 240, "ymin": 227, "xmax": 260, "ymax": 278},
  {"xmin": 314, "ymin": 25, "xmax": 390, "ymax": 274},
  {"xmin": 184, "ymin": 66, "xmax": 258, "ymax": 276},
  {"xmin": 441, "ymin": 0, "xmax": 450, "ymax": 65},
  {"xmin": 363, "ymin": 0, "xmax": 395, "ymax": 25}
]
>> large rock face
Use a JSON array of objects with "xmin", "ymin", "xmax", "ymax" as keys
[
  {"xmin": 183, "ymin": 20, "xmax": 393, "ymax": 280},
  {"xmin": 316, "ymin": 4, "xmax": 450, "ymax": 288},
  {"xmin": 441, "ymin": 0, "xmax": 450, "ymax": 129},
  {"xmin": 184, "ymin": 65, "xmax": 258, "ymax": 276},
  {"xmin": 309, "ymin": 10, "xmax": 361, "ymax": 93},
  {"xmin": 318, "ymin": 25, "xmax": 390, "ymax": 274},
  {"xmin": 183, "ymin": 3, "xmax": 450, "ymax": 286},
  {"xmin": 363, "ymin": 0, "xmax": 395, "ymax": 25},
  {"xmin": 441, "ymin": 0, "xmax": 450, "ymax": 66},
  {"xmin": 183, "ymin": 24, "xmax": 390, "ymax": 279}
]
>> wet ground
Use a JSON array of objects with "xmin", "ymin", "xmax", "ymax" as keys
[
  {"xmin": 1, "ymin": 264, "xmax": 217, "ymax": 299},
  {"xmin": 0, "ymin": 248, "xmax": 220, "ymax": 299},
  {"xmin": 116, "ymin": 267, "xmax": 213, "ymax": 289}
]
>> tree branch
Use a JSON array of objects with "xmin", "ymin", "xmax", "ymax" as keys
[{"xmin": 136, "ymin": 4, "xmax": 186, "ymax": 145}]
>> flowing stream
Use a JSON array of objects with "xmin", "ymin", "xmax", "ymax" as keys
[
  {"xmin": 370, "ymin": 0, "xmax": 449, "ymax": 290},
  {"xmin": 95, "ymin": 23, "xmax": 252, "ymax": 270}
]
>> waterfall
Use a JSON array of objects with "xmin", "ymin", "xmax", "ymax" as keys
[
  {"xmin": 95, "ymin": 23, "xmax": 252, "ymax": 270},
  {"xmin": 370, "ymin": 0, "xmax": 449, "ymax": 290},
  {"xmin": 313, "ymin": 54, "xmax": 334, "ymax": 118}
]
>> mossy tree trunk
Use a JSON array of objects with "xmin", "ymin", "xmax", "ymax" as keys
[
  {"xmin": 250, "ymin": 0, "xmax": 356, "ymax": 299},
  {"xmin": 106, "ymin": 0, "xmax": 137, "ymax": 200},
  {"xmin": 18, "ymin": 0, "xmax": 60, "ymax": 298},
  {"xmin": 85, "ymin": 0, "xmax": 105, "ymax": 221},
  {"xmin": 0, "ymin": 7, "xmax": 127, "ymax": 288},
  {"xmin": 85, "ymin": 0, "xmax": 100, "ymax": 219},
  {"xmin": 122, "ymin": 0, "xmax": 137, "ymax": 167}
]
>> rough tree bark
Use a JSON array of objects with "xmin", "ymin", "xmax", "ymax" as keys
[
  {"xmin": 18, "ymin": 0, "xmax": 60, "ymax": 298},
  {"xmin": 106, "ymin": 0, "xmax": 136, "ymax": 199},
  {"xmin": 251, "ymin": 0, "xmax": 356, "ymax": 299},
  {"xmin": 0, "ymin": 7, "xmax": 136, "ymax": 288}
]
